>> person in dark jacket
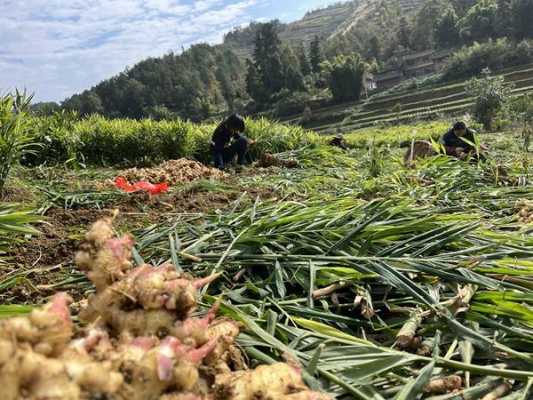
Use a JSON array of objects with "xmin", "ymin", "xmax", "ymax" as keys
[
  {"xmin": 440, "ymin": 121, "xmax": 485, "ymax": 160},
  {"xmin": 211, "ymin": 114, "xmax": 246, "ymax": 169},
  {"xmin": 225, "ymin": 131, "xmax": 255, "ymax": 166},
  {"xmin": 329, "ymin": 134, "xmax": 349, "ymax": 150}
]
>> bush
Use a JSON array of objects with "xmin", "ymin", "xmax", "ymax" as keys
[
  {"xmin": 272, "ymin": 90, "xmax": 311, "ymax": 117},
  {"xmin": 466, "ymin": 70, "xmax": 513, "ymax": 131},
  {"xmin": 25, "ymin": 111, "xmax": 80, "ymax": 165},
  {"xmin": 443, "ymin": 38, "xmax": 533, "ymax": 81},
  {"xmin": 24, "ymin": 115, "xmax": 319, "ymax": 167}
]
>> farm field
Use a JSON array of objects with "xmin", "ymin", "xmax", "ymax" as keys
[
  {"xmin": 3, "ymin": 118, "xmax": 533, "ymax": 399},
  {"xmin": 282, "ymin": 63, "xmax": 533, "ymax": 134}
]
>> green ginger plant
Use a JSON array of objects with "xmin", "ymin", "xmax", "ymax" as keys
[{"xmin": 0, "ymin": 91, "xmax": 38, "ymax": 194}]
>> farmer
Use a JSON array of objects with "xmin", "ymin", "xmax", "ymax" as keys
[
  {"xmin": 224, "ymin": 130, "xmax": 256, "ymax": 167},
  {"xmin": 211, "ymin": 114, "xmax": 246, "ymax": 170},
  {"xmin": 329, "ymin": 133, "xmax": 349, "ymax": 150},
  {"xmin": 440, "ymin": 121, "xmax": 486, "ymax": 161}
]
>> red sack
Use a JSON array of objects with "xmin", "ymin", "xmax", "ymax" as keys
[
  {"xmin": 115, "ymin": 177, "xmax": 136, "ymax": 193},
  {"xmin": 115, "ymin": 177, "xmax": 169, "ymax": 195}
]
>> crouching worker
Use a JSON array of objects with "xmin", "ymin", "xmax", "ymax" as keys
[
  {"xmin": 329, "ymin": 134, "xmax": 349, "ymax": 150},
  {"xmin": 440, "ymin": 121, "xmax": 487, "ymax": 161},
  {"xmin": 224, "ymin": 130, "xmax": 256, "ymax": 167},
  {"xmin": 211, "ymin": 114, "xmax": 246, "ymax": 170}
]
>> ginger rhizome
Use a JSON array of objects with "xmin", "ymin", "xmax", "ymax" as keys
[{"xmin": 0, "ymin": 215, "xmax": 331, "ymax": 400}]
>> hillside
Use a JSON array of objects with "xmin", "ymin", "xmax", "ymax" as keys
[
  {"xmin": 280, "ymin": 63, "xmax": 533, "ymax": 133},
  {"xmin": 224, "ymin": 0, "xmax": 427, "ymax": 58}
]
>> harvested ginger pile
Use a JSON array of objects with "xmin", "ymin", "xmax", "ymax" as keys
[
  {"xmin": 0, "ymin": 215, "xmax": 330, "ymax": 400},
  {"xmin": 122, "ymin": 159, "xmax": 227, "ymax": 185},
  {"xmin": 516, "ymin": 199, "xmax": 533, "ymax": 224}
]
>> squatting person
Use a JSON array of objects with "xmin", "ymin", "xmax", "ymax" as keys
[
  {"xmin": 440, "ymin": 121, "xmax": 486, "ymax": 161},
  {"xmin": 211, "ymin": 114, "xmax": 247, "ymax": 170},
  {"xmin": 329, "ymin": 133, "xmax": 349, "ymax": 150}
]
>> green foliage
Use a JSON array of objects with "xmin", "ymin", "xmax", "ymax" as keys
[
  {"xmin": 309, "ymin": 36, "xmax": 323, "ymax": 74},
  {"xmin": 62, "ymin": 44, "xmax": 247, "ymax": 121},
  {"xmin": 435, "ymin": 7, "xmax": 461, "ymax": 48},
  {"xmin": 509, "ymin": 93, "xmax": 533, "ymax": 151},
  {"xmin": 0, "ymin": 203, "xmax": 40, "ymax": 254},
  {"xmin": 410, "ymin": 0, "xmax": 449, "ymax": 51},
  {"xmin": 443, "ymin": 38, "xmax": 533, "ymax": 81},
  {"xmin": 25, "ymin": 115, "xmax": 319, "ymax": 167},
  {"xmin": 0, "ymin": 91, "xmax": 39, "ymax": 193},
  {"xmin": 467, "ymin": 70, "xmax": 514, "ymax": 130},
  {"xmin": 272, "ymin": 90, "xmax": 311, "ymax": 117},
  {"xmin": 25, "ymin": 110, "xmax": 80, "ymax": 165},
  {"xmin": 296, "ymin": 42, "xmax": 312, "ymax": 76},
  {"xmin": 511, "ymin": 0, "xmax": 533, "ymax": 40},
  {"xmin": 322, "ymin": 53, "xmax": 366, "ymax": 103},
  {"xmin": 246, "ymin": 23, "xmax": 307, "ymax": 106},
  {"xmin": 251, "ymin": 23, "xmax": 286, "ymax": 101},
  {"xmin": 31, "ymin": 102, "xmax": 61, "ymax": 116},
  {"xmin": 458, "ymin": 0, "xmax": 499, "ymax": 42}
]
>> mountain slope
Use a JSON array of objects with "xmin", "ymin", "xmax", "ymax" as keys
[{"xmin": 224, "ymin": 0, "xmax": 427, "ymax": 58}]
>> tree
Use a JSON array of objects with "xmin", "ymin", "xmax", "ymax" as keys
[
  {"xmin": 62, "ymin": 43, "xmax": 247, "ymax": 121},
  {"xmin": 398, "ymin": 17, "xmax": 412, "ymax": 49},
  {"xmin": 253, "ymin": 23, "xmax": 285, "ymax": 95},
  {"xmin": 458, "ymin": 0, "xmax": 499, "ymax": 43},
  {"xmin": 466, "ymin": 69, "xmax": 513, "ymax": 131},
  {"xmin": 496, "ymin": 0, "xmax": 514, "ymax": 37},
  {"xmin": 280, "ymin": 46, "xmax": 306, "ymax": 92},
  {"xmin": 410, "ymin": 0, "xmax": 448, "ymax": 51},
  {"xmin": 309, "ymin": 36, "xmax": 323, "ymax": 74},
  {"xmin": 246, "ymin": 59, "xmax": 266, "ymax": 105},
  {"xmin": 368, "ymin": 36, "xmax": 381, "ymax": 60},
  {"xmin": 323, "ymin": 53, "xmax": 366, "ymax": 103},
  {"xmin": 81, "ymin": 92, "xmax": 104, "ymax": 116},
  {"xmin": 296, "ymin": 43, "xmax": 311, "ymax": 76},
  {"xmin": 31, "ymin": 102, "xmax": 60, "ymax": 116},
  {"xmin": 451, "ymin": 0, "xmax": 478, "ymax": 15},
  {"xmin": 511, "ymin": 0, "xmax": 533, "ymax": 39},
  {"xmin": 434, "ymin": 8, "xmax": 461, "ymax": 48}
]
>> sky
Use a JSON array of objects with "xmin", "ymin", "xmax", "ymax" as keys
[{"xmin": 1, "ymin": 0, "xmax": 342, "ymax": 103}]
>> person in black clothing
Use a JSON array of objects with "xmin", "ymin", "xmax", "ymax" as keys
[
  {"xmin": 211, "ymin": 114, "xmax": 246, "ymax": 170},
  {"xmin": 440, "ymin": 121, "xmax": 486, "ymax": 161},
  {"xmin": 329, "ymin": 134, "xmax": 349, "ymax": 150},
  {"xmin": 225, "ymin": 131, "xmax": 255, "ymax": 166}
]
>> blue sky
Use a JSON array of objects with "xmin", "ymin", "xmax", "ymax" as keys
[{"xmin": 1, "ymin": 0, "xmax": 342, "ymax": 102}]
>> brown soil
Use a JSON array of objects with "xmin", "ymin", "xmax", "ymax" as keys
[
  {"xmin": 1, "ymin": 185, "xmax": 36, "ymax": 203},
  {"xmin": 3, "ymin": 180, "xmax": 279, "ymax": 304}
]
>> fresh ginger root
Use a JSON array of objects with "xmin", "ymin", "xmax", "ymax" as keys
[
  {"xmin": 214, "ymin": 363, "xmax": 328, "ymax": 400},
  {"xmin": 0, "ymin": 216, "xmax": 330, "ymax": 400},
  {"xmin": 0, "ymin": 292, "xmax": 73, "ymax": 357}
]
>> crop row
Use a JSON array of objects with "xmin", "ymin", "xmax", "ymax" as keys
[{"xmin": 26, "ymin": 115, "xmax": 319, "ymax": 167}]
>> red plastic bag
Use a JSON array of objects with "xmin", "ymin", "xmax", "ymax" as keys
[{"xmin": 114, "ymin": 177, "xmax": 169, "ymax": 195}]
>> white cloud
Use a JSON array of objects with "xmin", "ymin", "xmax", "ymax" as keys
[{"xmin": 0, "ymin": 0, "xmax": 258, "ymax": 102}]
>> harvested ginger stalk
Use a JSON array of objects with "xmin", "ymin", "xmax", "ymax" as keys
[{"xmin": 0, "ymin": 216, "xmax": 331, "ymax": 400}]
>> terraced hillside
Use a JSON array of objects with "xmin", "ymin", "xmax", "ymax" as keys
[
  {"xmin": 224, "ymin": 0, "xmax": 426, "ymax": 59},
  {"xmin": 283, "ymin": 63, "xmax": 533, "ymax": 134}
]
